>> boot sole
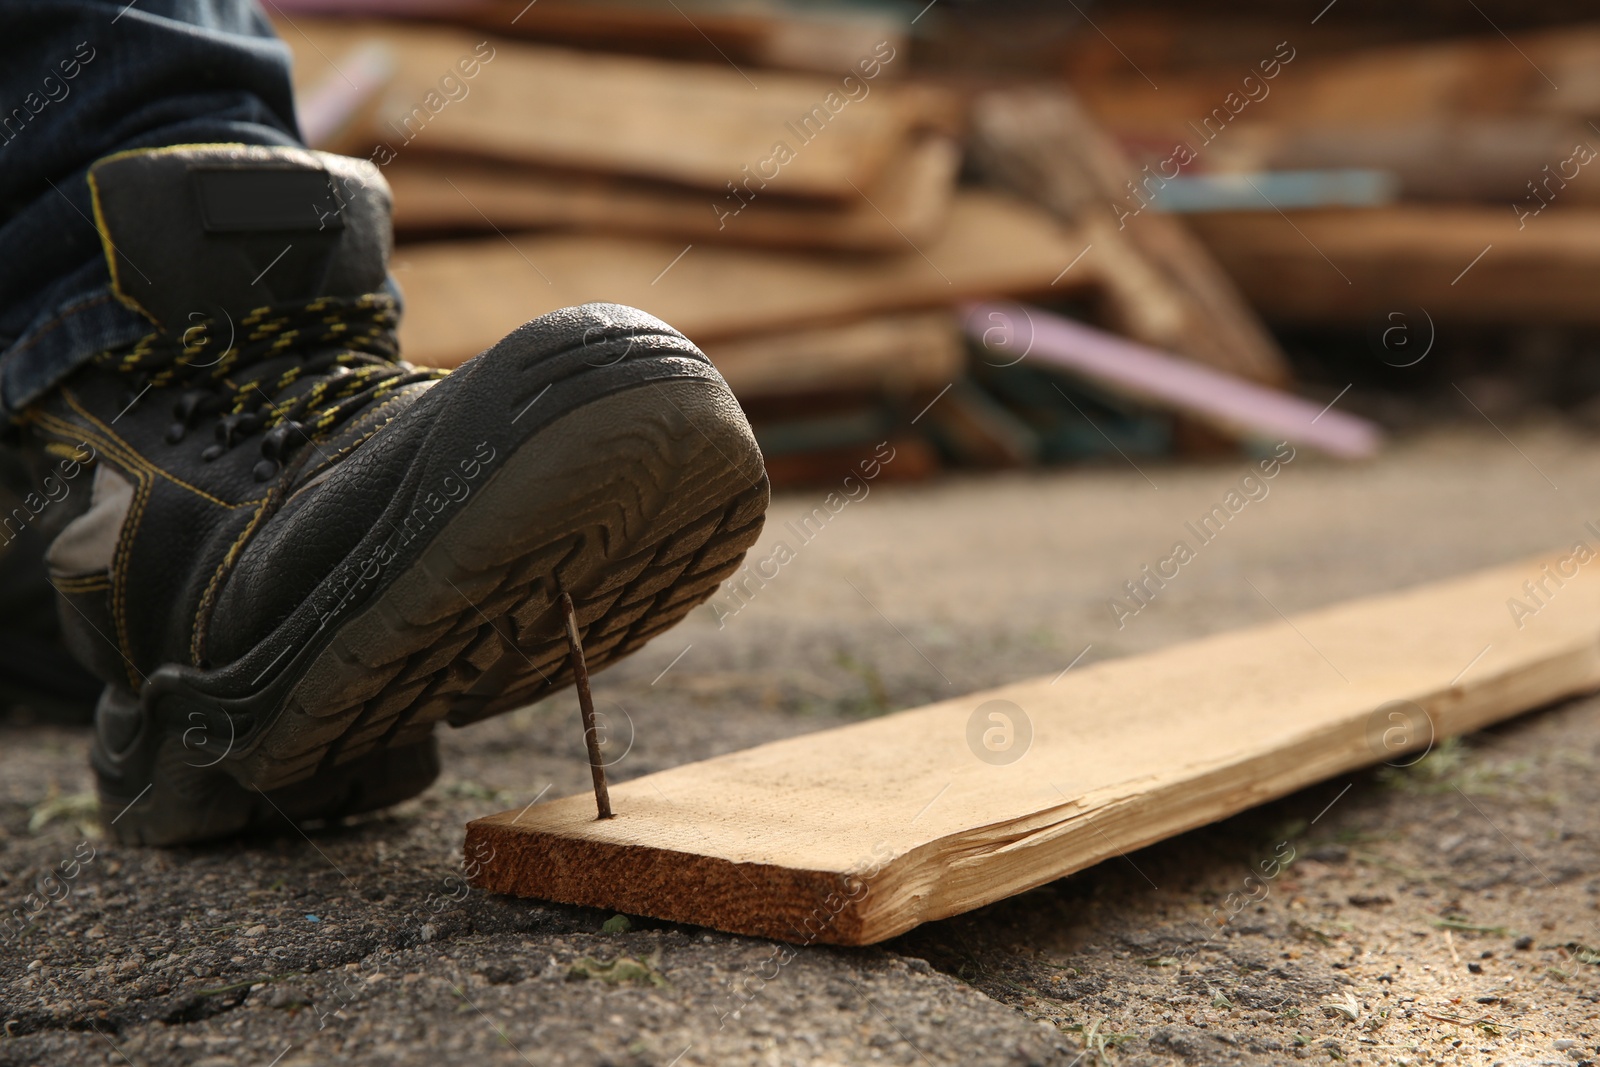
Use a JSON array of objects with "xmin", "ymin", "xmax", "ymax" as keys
[{"xmin": 244, "ymin": 378, "xmax": 767, "ymax": 789}]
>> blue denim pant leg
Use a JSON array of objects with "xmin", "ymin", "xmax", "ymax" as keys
[{"xmin": 0, "ymin": 0, "xmax": 302, "ymax": 426}]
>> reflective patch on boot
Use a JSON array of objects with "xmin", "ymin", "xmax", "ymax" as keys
[{"xmin": 46, "ymin": 464, "xmax": 134, "ymax": 578}]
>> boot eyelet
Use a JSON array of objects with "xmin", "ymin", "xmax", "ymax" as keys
[
  {"xmin": 252, "ymin": 459, "xmax": 279, "ymax": 482},
  {"xmin": 165, "ymin": 423, "xmax": 187, "ymax": 444},
  {"xmin": 200, "ymin": 444, "xmax": 225, "ymax": 462}
]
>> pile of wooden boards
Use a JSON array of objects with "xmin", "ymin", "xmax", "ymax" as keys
[
  {"xmin": 273, "ymin": 5, "xmax": 1351, "ymax": 481},
  {"xmin": 274, "ymin": 14, "xmax": 1025, "ymax": 474},
  {"xmin": 1069, "ymin": 22, "xmax": 1600, "ymax": 324}
]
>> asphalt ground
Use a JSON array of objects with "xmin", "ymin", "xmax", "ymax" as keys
[{"xmin": 3, "ymin": 423, "xmax": 1598, "ymax": 1066}]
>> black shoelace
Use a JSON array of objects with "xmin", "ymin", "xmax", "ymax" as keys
[{"xmin": 102, "ymin": 292, "xmax": 447, "ymax": 481}]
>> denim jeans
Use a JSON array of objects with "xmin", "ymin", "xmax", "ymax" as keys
[{"xmin": 0, "ymin": 0, "xmax": 300, "ymax": 425}]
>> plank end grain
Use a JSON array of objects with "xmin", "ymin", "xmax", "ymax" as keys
[{"xmin": 465, "ymin": 799, "xmax": 879, "ymax": 945}]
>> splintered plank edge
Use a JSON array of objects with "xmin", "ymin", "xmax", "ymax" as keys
[
  {"xmin": 466, "ymin": 553, "xmax": 1600, "ymax": 944},
  {"xmin": 396, "ymin": 190, "xmax": 1087, "ymax": 368}
]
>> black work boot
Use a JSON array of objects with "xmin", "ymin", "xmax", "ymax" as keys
[{"xmin": 16, "ymin": 145, "xmax": 767, "ymax": 845}]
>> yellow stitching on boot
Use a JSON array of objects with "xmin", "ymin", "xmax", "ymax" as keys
[
  {"xmin": 31, "ymin": 408, "xmax": 260, "ymax": 675},
  {"xmin": 52, "ymin": 574, "xmax": 111, "ymax": 594},
  {"xmin": 192, "ymin": 493, "xmax": 277, "ymax": 667},
  {"xmin": 52, "ymin": 397, "xmax": 247, "ymax": 510},
  {"xmin": 109, "ymin": 463, "xmax": 153, "ymax": 691},
  {"xmin": 52, "ymin": 399, "xmax": 241, "ymax": 508},
  {"xmin": 30, "ymin": 408, "xmax": 148, "ymax": 650},
  {"xmin": 85, "ymin": 170, "xmax": 156, "ymax": 325},
  {"xmin": 40, "ymin": 409, "xmax": 264, "ymax": 511}
]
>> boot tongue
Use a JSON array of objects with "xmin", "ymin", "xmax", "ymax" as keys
[{"xmin": 88, "ymin": 145, "xmax": 393, "ymax": 334}]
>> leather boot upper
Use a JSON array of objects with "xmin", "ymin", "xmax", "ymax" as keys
[{"xmin": 24, "ymin": 145, "xmax": 444, "ymax": 691}]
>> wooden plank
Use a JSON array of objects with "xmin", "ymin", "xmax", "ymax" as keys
[
  {"xmin": 1219, "ymin": 117, "xmax": 1600, "ymax": 204},
  {"xmin": 1075, "ymin": 25, "xmax": 1600, "ymax": 136},
  {"xmin": 468, "ymin": 551, "xmax": 1600, "ymax": 945},
  {"xmin": 455, "ymin": 0, "xmax": 913, "ymax": 77},
  {"xmin": 969, "ymin": 88, "xmax": 1292, "ymax": 387},
  {"xmin": 963, "ymin": 301, "xmax": 1380, "ymax": 458},
  {"xmin": 703, "ymin": 311, "xmax": 963, "ymax": 398},
  {"xmin": 916, "ymin": 380, "xmax": 1040, "ymax": 468},
  {"xmin": 1259, "ymin": 27, "xmax": 1599, "ymax": 123},
  {"xmin": 277, "ymin": 0, "xmax": 910, "ymax": 74},
  {"xmin": 385, "ymin": 135, "xmax": 961, "ymax": 251},
  {"xmin": 278, "ymin": 17, "xmax": 938, "ymax": 200},
  {"xmin": 1185, "ymin": 205, "xmax": 1600, "ymax": 324},
  {"xmin": 394, "ymin": 190, "xmax": 1089, "ymax": 368}
]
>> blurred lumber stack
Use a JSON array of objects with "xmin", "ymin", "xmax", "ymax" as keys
[
  {"xmin": 278, "ymin": 11, "xmax": 1025, "ymax": 479},
  {"xmin": 1069, "ymin": 21, "xmax": 1600, "ymax": 324},
  {"xmin": 970, "ymin": 88, "xmax": 1290, "ymax": 388},
  {"xmin": 275, "ymin": 1, "xmax": 1321, "ymax": 480}
]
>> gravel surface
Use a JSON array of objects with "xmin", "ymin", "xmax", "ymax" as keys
[{"xmin": 3, "ymin": 424, "xmax": 1598, "ymax": 1066}]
